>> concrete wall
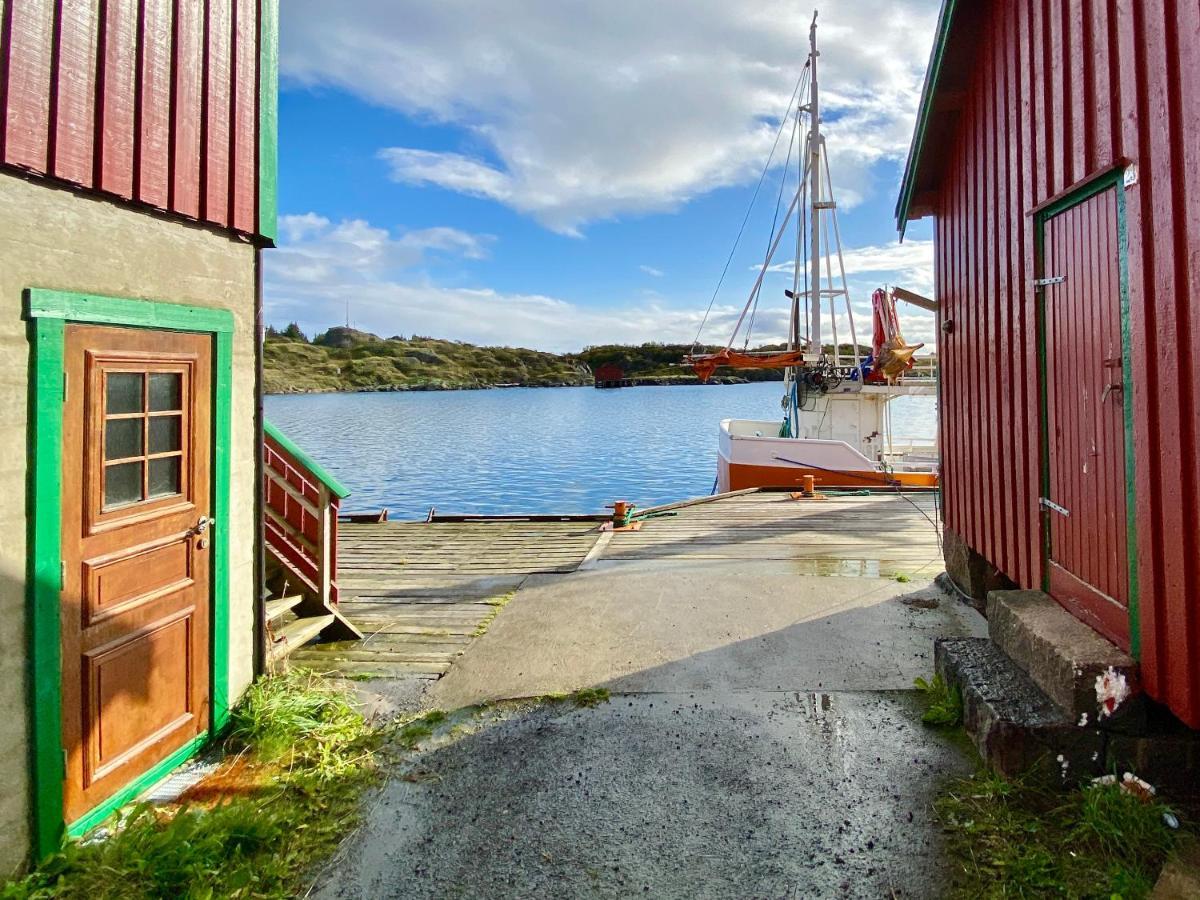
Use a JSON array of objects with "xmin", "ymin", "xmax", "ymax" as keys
[{"xmin": 0, "ymin": 171, "xmax": 259, "ymax": 872}]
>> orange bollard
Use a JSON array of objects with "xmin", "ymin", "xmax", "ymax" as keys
[{"xmin": 802, "ymin": 474, "xmax": 816, "ymax": 496}]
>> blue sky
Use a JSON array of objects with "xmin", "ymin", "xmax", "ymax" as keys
[{"xmin": 265, "ymin": 0, "xmax": 939, "ymax": 352}]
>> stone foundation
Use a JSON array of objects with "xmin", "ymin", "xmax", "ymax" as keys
[{"xmin": 942, "ymin": 526, "xmax": 1014, "ymax": 612}]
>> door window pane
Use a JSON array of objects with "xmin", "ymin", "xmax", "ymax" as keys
[
  {"xmin": 148, "ymin": 456, "xmax": 182, "ymax": 499},
  {"xmin": 104, "ymin": 418, "xmax": 143, "ymax": 461},
  {"xmin": 105, "ymin": 462, "xmax": 143, "ymax": 507},
  {"xmin": 149, "ymin": 373, "xmax": 182, "ymax": 412},
  {"xmin": 106, "ymin": 373, "xmax": 144, "ymax": 414},
  {"xmin": 148, "ymin": 415, "xmax": 182, "ymax": 454}
]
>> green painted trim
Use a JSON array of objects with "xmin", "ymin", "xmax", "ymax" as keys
[
  {"xmin": 264, "ymin": 419, "xmax": 352, "ymax": 499},
  {"xmin": 26, "ymin": 291, "xmax": 236, "ymax": 858},
  {"xmin": 257, "ymin": 0, "xmax": 279, "ymax": 242},
  {"xmin": 895, "ymin": 0, "xmax": 959, "ymax": 236},
  {"xmin": 1033, "ymin": 167, "xmax": 1139, "ymax": 656},
  {"xmin": 1034, "ymin": 168, "xmax": 1125, "ymax": 222},
  {"xmin": 1114, "ymin": 182, "xmax": 1140, "ymax": 658},
  {"xmin": 1034, "ymin": 217, "xmax": 1052, "ymax": 592},
  {"xmin": 26, "ymin": 289, "xmax": 235, "ymax": 334},
  {"xmin": 212, "ymin": 331, "xmax": 234, "ymax": 727},
  {"xmin": 65, "ymin": 732, "xmax": 209, "ymax": 838},
  {"xmin": 28, "ymin": 316, "xmax": 66, "ymax": 858}
]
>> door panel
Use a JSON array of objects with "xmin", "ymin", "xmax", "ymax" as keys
[
  {"xmin": 61, "ymin": 324, "xmax": 212, "ymax": 824},
  {"xmin": 1042, "ymin": 186, "xmax": 1130, "ymax": 648}
]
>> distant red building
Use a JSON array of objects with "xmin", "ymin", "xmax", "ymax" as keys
[{"xmin": 594, "ymin": 363, "xmax": 630, "ymax": 388}]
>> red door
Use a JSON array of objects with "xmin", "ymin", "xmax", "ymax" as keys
[
  {"xmin": 60, "ymin": 325, "xmax": 213, "ymax": 824},
  {"xmin": 1041, "ymin": 186, "xmax": 1130, "ymax": 648}
]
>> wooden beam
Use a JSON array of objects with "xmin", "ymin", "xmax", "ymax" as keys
[{"xmin": 892, "ymin": 287, "xmax": 938, "ymax": 312}]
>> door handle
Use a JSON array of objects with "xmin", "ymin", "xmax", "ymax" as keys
[
  {"xmin": 189, "ymin": 516, "xmax": 216, "ymax": 547},
  {"xmin": 1101, "ymin": 382, "xmax": 1124, "ymax": 404}
]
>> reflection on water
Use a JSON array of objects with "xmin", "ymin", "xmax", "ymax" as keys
[{"xmin": 265, "ymin": 383, "xmax": 937, "ymax": 519}]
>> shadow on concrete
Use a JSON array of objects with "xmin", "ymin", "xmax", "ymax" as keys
[{"xmin": 429, "ymin": 572, "xmax": 985, "ymax": 709}]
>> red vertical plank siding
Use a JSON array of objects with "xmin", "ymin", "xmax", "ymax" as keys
[
  {"xmin": 0, "ymin": 0, "xmax": 265, "ymax": 238},
  {"xmin": 203, "ymin": 0, "xmax": 232, "ymax": 227},
  {"xmin": 97, "ymin": 0, "xmax": 137, "ymax": 198},
  {"xmin": 1174, "ymin": 0, "xmax": 1200, "ymax": 727},
  {"xmin": 4, "ymin": 0, "xmax": 53, "ymax": 170},
  {"xmin": 928, "ymin": 0, "xmax": 1200, "ymax": 725},
  {"xmin": 229, "ymin": 0, "xmax": 256, "ymax": 233},
  {"xmin": 52, "ymin": 0, "xmax": 99, "ymax": 185},
  {"xmin": 170, "ymin": 0, "xmax": 201, "ymax": 217},
  {"xmin": 136, "ymin": 0, "xmax": 172, "ymax": 207}
]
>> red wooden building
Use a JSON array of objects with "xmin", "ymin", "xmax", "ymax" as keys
[{"xmin": 898, "ymin": 0, "xmax": 1199, "ymax": 726}]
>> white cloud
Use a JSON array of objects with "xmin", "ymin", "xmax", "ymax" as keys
[
  {"xmin": 397, "ymin": 226, "xmax": 495, "ymax": 260},
  {"xmin": 266, "ymin": 211, "xmax": 937, "ymax": 351},
  {"xmin": 763, "ymin": 239, "xmax": 935, "ymax": 297},
  {"xmin": 639, "ymin": 265, "xmax": 665, "ymax": 278},
  {"xmin": 270, "ymin": 216, "xmax": 494, "ymax": 290},
  {"xmin": 281, "ymin": 0, "xmax": 940, "ymax": 233}
]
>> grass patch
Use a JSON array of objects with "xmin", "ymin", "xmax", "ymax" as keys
[
  {"xmin": 938, "ymin": 770, "xmax": 1187, "ymax": 898},
  {"xmin": 914, "ymin": 673, "xmax": 963, "ymax": 727},
  {"xmin": 570, "ymin": 687, "xmax": 611, "ymax": 708},
  {"xmin": 895, "ymin": 573, "xmax": 912, "ymax": 583},
  {"xmin": 472, "ymin": 592, "xmax": 516, "ymax": 637},
  {"xmin": 3, "ymin": 669, "xmax": 380, "ymax": 900}
]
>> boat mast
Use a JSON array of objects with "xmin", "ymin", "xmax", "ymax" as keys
[{"xmin": 806, "ymin": 12, "xmax": 821, "ymax": 356}]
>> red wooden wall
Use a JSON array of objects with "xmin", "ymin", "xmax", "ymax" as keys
[
  {"xmin": 0, "ymin": 0, "xmax": 269, "ymax": 239},
  {"xmin": 931, "ymin": 0, "xmax": 1200, "ymax": 725}
]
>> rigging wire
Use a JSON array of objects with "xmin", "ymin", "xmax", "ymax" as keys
[
  {"xmin": 745, "ymin": 106, "xmax": 800, "ymax": 350},
  {"xmin": 691, "ymin": 63, "xmax": 810, "ymax": 352}
]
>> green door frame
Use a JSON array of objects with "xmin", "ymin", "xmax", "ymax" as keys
[
  {"xmin": 1033, "ymin": 166, "xmax": 1140, "ymax": 657},
  {"xmin": 25, "ymin": 289, "xmax": 235, "ymax": 858}
]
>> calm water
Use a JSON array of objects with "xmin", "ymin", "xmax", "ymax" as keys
[{"xmin": 265, "ymin": 384, "xmax": 937, "ymax": 519}]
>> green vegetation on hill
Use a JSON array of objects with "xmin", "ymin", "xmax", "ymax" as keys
[
  {"xmin": 261, "ymin": 324, "xmax": 888, "ymax": 394},
  {"xmin": 264, "ymin": 326, "xmax": 593, "ymax": 393}
]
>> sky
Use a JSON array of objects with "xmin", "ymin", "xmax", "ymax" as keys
[{"xmin": 265, "ymin": 0, "xmax": 941, "ymax": 353}]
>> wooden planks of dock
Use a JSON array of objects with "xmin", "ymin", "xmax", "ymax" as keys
[
  {"xmin": 289, "ymin": 520, "xmax": 603, "ymax": 679},
  {"xmin": 291, "ymin": 492, "xmax": 942, "ymax": 680}
]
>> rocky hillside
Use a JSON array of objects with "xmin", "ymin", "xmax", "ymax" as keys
[
  {"xmin": 261, "ymin": 326, "xmax": 821, "ymax": 394},
  {"xmin": 263, "ymin": 327, "xmax": 593, "ymax": 393}
]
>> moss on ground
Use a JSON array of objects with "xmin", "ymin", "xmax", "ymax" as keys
[
  {"xmin": 937, "ymin": 768, "xmax": 1189, "ymax": 899},
  {"xmin": 2, "ymin": 669, "xmax": 382, "ymax": 900}
]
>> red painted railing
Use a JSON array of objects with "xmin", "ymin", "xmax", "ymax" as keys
[{"xmin": 263, "ymin": 422, "xmax": 350, "ymax": 607}]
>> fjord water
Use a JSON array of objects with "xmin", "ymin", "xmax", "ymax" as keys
[{"xmin": 265, "ymin": 383, "xmax": 937, "ymax": 519}]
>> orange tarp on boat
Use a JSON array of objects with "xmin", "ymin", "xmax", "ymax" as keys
[{"xmin": 685, "ymin": 348, "xmax": 811, "ymax": 382}]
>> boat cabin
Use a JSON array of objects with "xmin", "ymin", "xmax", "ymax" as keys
[
  {"xmin": 0, "ymin": 0, "xmax": 278, "ymax": 867},
  {"xmin": 898, "ymin": 0, "xmax": 1200, "ymax": 727}
]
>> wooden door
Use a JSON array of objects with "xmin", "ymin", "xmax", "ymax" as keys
[
  {"xmin": 60, "ymin": 325, "xmax": 212, "ymax": 824},
  {"xmin": 1041, "ymin": 186, "xmax": 1130, "ymax": 648}
]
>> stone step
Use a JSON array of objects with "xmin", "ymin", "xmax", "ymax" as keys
[
  {"xmin": 987, "ymin": 589, "xmax": 1137, "ymax": 721},
  {"xmin": 935, "ymin": 637, "xmax": 1104, "ymax": 781}
]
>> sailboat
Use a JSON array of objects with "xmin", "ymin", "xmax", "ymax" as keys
[{"xmin": 686, "ymin": 13, "xmax": 939, "ymax": 492}]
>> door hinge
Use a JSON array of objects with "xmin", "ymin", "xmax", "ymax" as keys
[
  {"xmin": 1040, "ymin": 497, "xmax": 1070, "ymax": 517},
  {"xmin": 62, "ymin": 749, "xmax": 68, "ymax": 777},
  {"xmin": 62, "ymin": 372, "xmax": 67, "ymax": 402},
  {"xmin": 60, "ymin": 560, "xmax": 66, "ymax": 589},
  {"xmin": 1033, "ymin": 275, "xmax": 1067, "ymax": 288}
]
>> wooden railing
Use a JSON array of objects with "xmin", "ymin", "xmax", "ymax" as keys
[{"xmin": 263, "ymin": 421, "xmax": 358, "ymax": 641}]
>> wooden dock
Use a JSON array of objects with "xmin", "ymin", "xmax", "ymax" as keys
[
  {"xmin": 291, "ymin": 491, "xmax": 942, "ymax": 680},
  {"xmin": 289, "ymin": 519, "xmax": 603, "ymax": 679}
]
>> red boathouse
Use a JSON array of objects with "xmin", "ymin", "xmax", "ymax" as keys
[{"xmin": 898, "ymin": 0, "xmax": 1200, "ymax": 726}]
